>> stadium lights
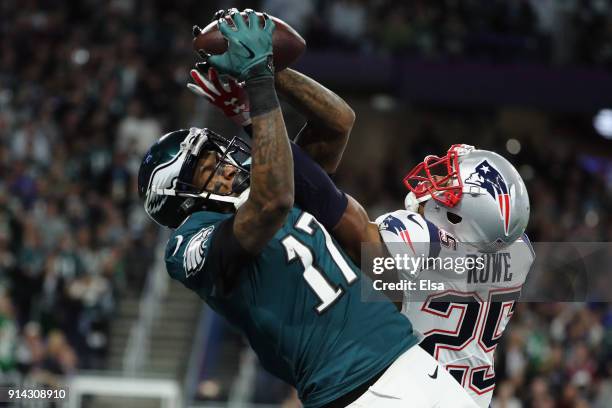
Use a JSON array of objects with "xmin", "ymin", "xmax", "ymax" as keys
[
  {"xmin": 506, "ymin": 138, "xmax": 521, "ymax": 155},
  {"xmin": 593, "ymin": 109, "xmax": 612, "ymax": 139},
  {"xmin": 585, "ymin": 209, "xmax": 599, "ymax": 227},
  {"xmin": 71, "ymin": 48, "xmax": 90, "ymax": 65},
  {"xmin": 370, "ymin": 94, "xmax": 397, "ymax": 111}
]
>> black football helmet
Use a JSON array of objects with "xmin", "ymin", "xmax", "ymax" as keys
[{"xmin": 137, "ymin": 127, "xmax": 251, "ymax": 228}]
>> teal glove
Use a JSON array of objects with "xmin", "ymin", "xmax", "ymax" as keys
[{"xmin": 207, "ymin": 9, "xmax": 275, "ymax": 81}]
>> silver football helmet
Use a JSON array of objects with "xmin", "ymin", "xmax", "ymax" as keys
[{"xmin": 403, "ymin": 144, "xmax": 530, "ymax": 252}]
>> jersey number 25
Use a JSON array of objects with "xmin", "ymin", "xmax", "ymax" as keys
[{"xmin": 419, "ymin": 288, "xmax": 522, "ymax": 394}]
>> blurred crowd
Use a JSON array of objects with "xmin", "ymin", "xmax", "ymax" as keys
[
  {"xmin": 262, "ymin": 0, "xmax": 612, "ymax": 67},
  {"xmin": 0, "ymin": 0, "xmax": 190, "ymax": 387},
  {"xmin": 492, "ymin": 302, "xmax": 612, "ymax": 408},
  {"xmin": 0, "ymin": 0, "xmax": 611, "ymax": 407}
]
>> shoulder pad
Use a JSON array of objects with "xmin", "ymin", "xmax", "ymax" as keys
[
  {"xmin": 165, "ymin": 211, "xmax": 229, "ymax": 289},
  {"xmin": 375, "ymin": 210, "xmax": 437, "ymax": 257}
]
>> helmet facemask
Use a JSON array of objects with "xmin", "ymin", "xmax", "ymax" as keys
[
  {"xmin": 149, "ymin": 128, "xmax": 252, "ymax": 218},
  {"xmin": 180, "ymin": 131, "xmax": 249, "ymax": 190},
  {"xmin": 403, "ymin": 144, "xmax": 474, "ymax": 208}
]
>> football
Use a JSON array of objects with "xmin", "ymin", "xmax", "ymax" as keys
[{"xmin": 193, "ymin": 12, "xmax": 306, "ymax": 71}]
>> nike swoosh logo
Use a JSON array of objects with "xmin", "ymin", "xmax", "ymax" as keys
[
  {"xmin": 238, "ymin": 40, "xmax": 255, "ymax": 59},
  {"xmin": 406, "ymin": 214, "xmax": 423, "ymax": 229},
  {"xmin": 172, "ymin": 235, "xmax": 184, "ymax": 256},
  {"xmin": 428, "ymin": 366, "xmax": 438, "ymax": 379}
]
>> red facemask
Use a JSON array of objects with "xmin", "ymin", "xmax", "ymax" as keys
[{"xmin": 402, "ymin": 144, "xmax": 472, "ymax": 208}]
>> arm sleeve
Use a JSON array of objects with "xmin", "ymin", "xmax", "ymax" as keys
[
  {"xmin": 291, "ymin": 141, "xmax": 348, "ymax": 230},
  {"xmin": 241, "ymin": 130, "xmax": 347, "ymax": 229}
]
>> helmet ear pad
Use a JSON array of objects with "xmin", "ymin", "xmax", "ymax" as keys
[
  {"xmin": 155, "ymin": 195, "xmax": 193, "ymax": 229},
  {"xmin": 446, "ymin": 211, "xmax": 462, "ymax": 224},
  {"xmin": 180, "ymin": 197, "xmax": 203, "ymax": 217},
  {"xmin": 423, "ymin": 194, "xmax": 498, "ymax": 251}
]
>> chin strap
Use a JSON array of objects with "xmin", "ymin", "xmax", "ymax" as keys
[
  {"xmin": 157, "ymin": 187, "xmax": 250, "ymax": 212},
  {"xmin": 233, "ymin": 188, "xmax": 250, "ymax": 209},
  {"xmin": 404, "ymin": 183, "xmax": 487, "ymax": 213},
  {"xmin": 405, "ymin": 190, "xmax": 447, "ymax": 212},
  {"xmin": 194, "ymin": 188, "xmax": 250, "ymax": 209},
  {"xmin": 404, "ymin": 191, "xmax": 422, "ymax": 212}
]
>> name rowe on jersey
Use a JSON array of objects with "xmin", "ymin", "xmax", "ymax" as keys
[{"xmin": 376, "ymin": 144, "xmax": 534, "ymax": 408}]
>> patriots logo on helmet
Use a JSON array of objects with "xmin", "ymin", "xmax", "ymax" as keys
[
  {"xmin": 464, "ymin": 160, "xmax": 512, "ymax": 236},
  {"xmin": 379, "ymin": 215, "xmax": 416, "ymax": 254}
]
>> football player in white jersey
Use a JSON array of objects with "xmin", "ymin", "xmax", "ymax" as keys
[
  {"xmin": 187, "ymin": 54, "xmax": 531, "ymax": 406},
  {"xmin": 373, "ymin": 144, "xmax": 534, "ymax": 407},
  {"xmin": 331, "ymin": 144, "xmax": 532, "ymax": 408}
]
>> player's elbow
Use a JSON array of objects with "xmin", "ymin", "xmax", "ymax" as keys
[
  {"xmin": 333, "ymin": 106, "xmax": 355, "ymax": 135},
  {"xmin": 343, "ymin": 106, "xmax": 356, "ymax": 131}
]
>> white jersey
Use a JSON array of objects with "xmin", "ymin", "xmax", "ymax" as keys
[{"xmin": 376, "ymin": 209, "xmax": 534, "ymax": 408}]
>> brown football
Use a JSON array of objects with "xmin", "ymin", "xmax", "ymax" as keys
[{"xmin": 193, "ymin": 12, "xmax": 306, "ymax": 71}]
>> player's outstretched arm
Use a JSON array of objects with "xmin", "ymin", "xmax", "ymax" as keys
[
  {"xmin": 235, "ymin": 99, "xmax": 293, "ymax": 253},
  {"xmin": 275, "ymin": 69, "xmax": 355, "ymax": 174},
  {"xmin": 208, "ymin": 10, "xmax": 294, "ymax": 254}
]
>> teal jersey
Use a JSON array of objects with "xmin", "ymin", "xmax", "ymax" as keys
[{"xmin": 165, "ymin": 207, "xmax": 418, "ymax": 407}]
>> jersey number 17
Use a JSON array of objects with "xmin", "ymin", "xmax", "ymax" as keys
[{"xmin": 281, "ymin": 212, "xmax": 358, "ymax": 314}]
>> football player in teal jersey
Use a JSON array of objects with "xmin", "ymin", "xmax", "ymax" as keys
[{"xmin": 138, "ymin": 9, "xmax": 416, "ymax": 408}]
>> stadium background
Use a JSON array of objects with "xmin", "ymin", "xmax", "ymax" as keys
[{"xmin": 1, "ymin": 0, "xmax": 611, "ymax": 407}]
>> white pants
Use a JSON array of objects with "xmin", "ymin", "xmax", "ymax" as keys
[{"xmin": 347, "ymin": 346, "xmax": 479, "ymax": 408}]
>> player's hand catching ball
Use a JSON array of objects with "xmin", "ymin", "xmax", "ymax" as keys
[
  {"xmin": 205, "ymin": 9, "xmax": 275, "ymax": 81},
  {"xmin": 187, "ymin": 63, "xmax": 251, "ymax": 127}
]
